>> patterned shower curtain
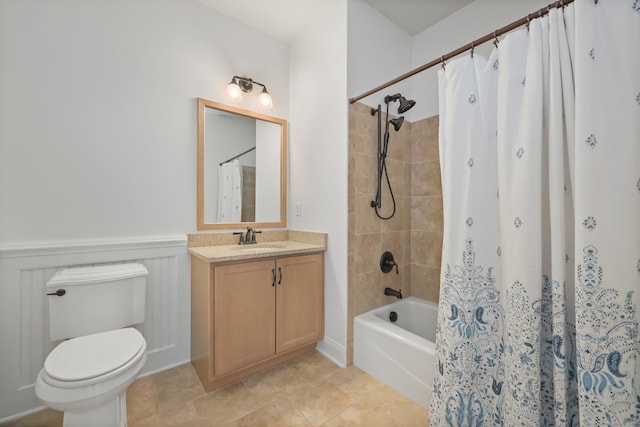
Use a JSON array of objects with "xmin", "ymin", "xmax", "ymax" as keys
[
  {"xmin": 217, "ymin": 159, "xmax": 242, "ymax": 222},
  {"xmin": 430, "ymin": 1, "xmax": 639, "ymax": 426}
]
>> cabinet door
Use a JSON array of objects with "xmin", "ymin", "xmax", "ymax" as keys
[
  {"xmin": 213, "ymin": 259, "xmax": 276, "ymax": 376},
  {"xmin": 276, "ymin": 253, "xmax": 324, "ymax": 353}
]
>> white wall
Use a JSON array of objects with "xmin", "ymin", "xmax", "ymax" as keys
[
  {"xmin": 289, "ymin": 0, "xmax": 349, "ymax": 366},
  {"xmin": 0, "ymin": 0, "xmax": 289, "ymax": 244},
  {"xmin": 347, "ymin": 0, "xmax": 413, "ymax": 116},
  {"xmin": 255, "ymin": 120, "xmax": 281, "ymax": 222}
]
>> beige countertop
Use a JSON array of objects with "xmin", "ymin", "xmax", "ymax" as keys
[{"xmin": 188, "ymin": 240, "xmax": 326, "ymax": 263}]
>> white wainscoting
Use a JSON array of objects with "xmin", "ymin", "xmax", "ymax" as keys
[{"xmin": 0, "ymin": 236, "xmax": 190, "ymax": 421}]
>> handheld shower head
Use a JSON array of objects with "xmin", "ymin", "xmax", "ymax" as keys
[{"xmin": 389, "ymin": 116, "xmax": 404, "ymax": 132}]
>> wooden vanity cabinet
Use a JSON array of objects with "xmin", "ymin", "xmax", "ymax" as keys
[{"xmin": 191, "ymin": 252, "xmax": 324, "ymax": 391}]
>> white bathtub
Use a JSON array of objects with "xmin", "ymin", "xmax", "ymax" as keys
[{"xmin": 353, "ymin": 297, "xmax": 437, "ymax": 409}]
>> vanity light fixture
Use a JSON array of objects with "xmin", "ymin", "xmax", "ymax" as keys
[{"xmin": 226, "ymin": 76, "xmax": 273, "ymax": 109}]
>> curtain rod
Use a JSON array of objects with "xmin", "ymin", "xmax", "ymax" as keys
[
  {"xmin": 219, "ymin": 146, "xmax": 256, "ymax": 166},
  {"xmin": 349, "ymin": 0, "xmax": 573, "ymax": 104}
]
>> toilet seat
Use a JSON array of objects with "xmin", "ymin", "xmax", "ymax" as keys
[{"xmin": 43, "ymin": 328, "xmax": 145, "ymax": 389}]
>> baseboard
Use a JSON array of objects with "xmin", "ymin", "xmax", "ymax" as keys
[{"xmin": 316, "ymin": 336, "xmax": 347, "ymax": 368}]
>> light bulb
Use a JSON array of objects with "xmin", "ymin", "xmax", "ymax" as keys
[
  {"xmin": 226, "ymin": 80, "xmax": 243, "ymax": 101},
  {"xmin": 257, "ymin": 88, "xmax": 273, "ymax": 109}
]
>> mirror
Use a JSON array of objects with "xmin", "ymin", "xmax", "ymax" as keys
[{"xmin": 197, "ymin": 98, "xmax": 287, "ymax": 230}]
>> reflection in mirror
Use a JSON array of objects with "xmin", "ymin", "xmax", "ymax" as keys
[{"xmin": 197, "ymin": 98, "xmax": 287, "ymax": 230}]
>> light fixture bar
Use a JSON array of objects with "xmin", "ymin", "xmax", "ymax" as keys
[{"xmin": 226, "ymin": 75, "xmax": 273, "ymax": 108}]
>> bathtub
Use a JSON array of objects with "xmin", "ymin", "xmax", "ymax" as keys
[{"xmin": 353, "ymin": 297, "xmax": 437, "ymax": 409}]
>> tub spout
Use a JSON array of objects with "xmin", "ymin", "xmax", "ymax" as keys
[{"xmin": 384, "ymin": 287, "xmax": 403, "ymax": 299}]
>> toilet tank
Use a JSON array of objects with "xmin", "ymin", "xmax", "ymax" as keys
[{"xmin": 46, "ymin": 263, "xmax": 148, "ymax": 341}]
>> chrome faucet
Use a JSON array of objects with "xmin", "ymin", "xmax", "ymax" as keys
[{"xmin": 233, "ymin": 227, "xmax": 262, "ymax": 245}]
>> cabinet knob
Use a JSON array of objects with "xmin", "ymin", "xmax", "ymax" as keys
[
  {"xmin": 278, "ymin": 267, "xmax": 283, "ymax": 285},
  {"xmin": 272, "ymin": 269, "xmax": 276, "ymax": 287}
]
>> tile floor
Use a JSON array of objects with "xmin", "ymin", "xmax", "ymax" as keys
[{"xmin": 2, "ymin": 352, "xmax": 429, "ymax": 426}]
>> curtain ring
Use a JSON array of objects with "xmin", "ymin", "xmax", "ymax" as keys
[
  {"xmin": 526, "ymin": 15, "xmax": 531, "ymax": 30},
  {"xmin": 470, "ymin": 41, "xmax": 474, "ymax": 58},
  {"xmin": 493, "ymin": 30, "xmax": 499, "ymax": 47},
  {"xmin": 441, "ymin": 55, "xmax": 446, "ymax": 70}
]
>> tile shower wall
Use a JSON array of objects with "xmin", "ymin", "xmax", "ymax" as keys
[
  {"xmin": 347, "ymin": 102, "xmax": 442, "ymax": 364},
  {"xmin": 409, "ymin": 114, "xmax": 443, "ymax": 302}
]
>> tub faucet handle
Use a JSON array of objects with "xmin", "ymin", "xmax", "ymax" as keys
[{"xmin": 380, "ymin": 251, "xmax": 399, "ymax": 274}]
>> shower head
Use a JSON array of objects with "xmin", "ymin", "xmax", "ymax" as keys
[
  {"xmin": 389, "ymin": 116, "xmax": 404, "ymax": 132},
  {"xmin": 397, "ymin": 96, "xmax": 416, "ymax": 114},
  {"xmin": 383, "ymin": 93, "xmax": 416, "ymax": 114}
]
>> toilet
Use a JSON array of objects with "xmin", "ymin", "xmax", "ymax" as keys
[{"xmin": 35, "ymin": 263, "xmax": 148, "ymax": 427}]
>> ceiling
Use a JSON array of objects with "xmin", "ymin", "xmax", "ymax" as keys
[
  {"xmin": 197, "ymin": 0, "xmax": 474, "ymax": 42},
  {"xmin": 363, "ymin": 0, "xmax": 473, "ymax": 36}
]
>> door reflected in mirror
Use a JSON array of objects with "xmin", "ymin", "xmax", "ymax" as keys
[{"xmin": 197, "ymin": 98, "xmax": 287, "ymax": 230}]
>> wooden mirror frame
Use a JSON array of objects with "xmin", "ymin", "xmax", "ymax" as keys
[{"xmin": 197, "ymin": 98, "xmax": 287, "ymax": 230}]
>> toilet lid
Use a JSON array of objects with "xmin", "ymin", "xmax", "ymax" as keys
[{"xmin": 44, "ymin": 328, "xmax": 145, "ymax": 382}]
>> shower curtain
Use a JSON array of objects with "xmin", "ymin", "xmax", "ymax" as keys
[
  {"xmin": 217, "ymin": 159, "xmax": 242, "ymax": 222},
  {"xmin": 430, "ymin": 1, "xmax": 639, "ymax": 426}
]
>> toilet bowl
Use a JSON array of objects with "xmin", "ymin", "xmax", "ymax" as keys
[
  {"xmin": 36, "ymin": 328, "xmax": 146, "ymax": 426},
  {"xmin": 35, "ymin": 264, "xmax": 148, "ymax": 427}
]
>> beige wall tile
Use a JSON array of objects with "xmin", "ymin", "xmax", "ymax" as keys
[
  {"xmin": 353, "ymin": 233, "xmax": 381, "ymax": 275},
  {"xmin": 353, "ymin": 193, "xmax": 381, "ymax": 235},
  {"xmin": 411, "ymin": 231, "xmax": 443, "ymax": 268},
  {"xmin": 410, "ymin": 195, "xmax": 443, "ymax": 233},
  {"xmin": 410, "ymin": 265, "xmax": 441, "ymax": 303},
  {"xmin": 411, "ymin": 160, "xmax": 442, "ymax": 197},
  {"xmin": 350, "ymin": 103, "xmax": 378, "ymax": 156},
  {"xmin": 351, "ymin": 271, "xmax": 382, "ymax": 317}
]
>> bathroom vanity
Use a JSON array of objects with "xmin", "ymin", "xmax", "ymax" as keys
[{"xmin": 188, "ymin": 236, "xmax": 325, "ymax": 391}]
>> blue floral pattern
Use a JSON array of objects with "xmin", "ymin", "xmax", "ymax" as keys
[
  {"xmin": 431, "ymin": 239, "xmax": 503, "ymax": 427},
  {"xmin": 431, "ymin": 240, "xmax": 582, "ymax": 426},
  {"xmin": 575, "ymin": 246, "xmax": 639, "ymax": 426},
  {"xmin": 583, "ymin": 216, "xmax": 597, "ymax": 231}
]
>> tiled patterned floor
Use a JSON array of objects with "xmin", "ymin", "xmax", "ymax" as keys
[{"xmin": 2, "ymin": 352, "xmax": 428, "ymax": 426}]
